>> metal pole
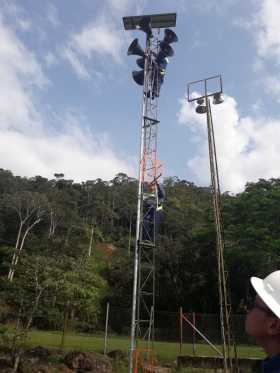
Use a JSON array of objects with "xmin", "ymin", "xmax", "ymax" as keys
[
  {"xmin": 147, "ymin": 305, "xmax": 154, "ymax": 351},
  {"xmin": 187, "ymin": 75, "xmax": 233, "ymax": 372},
  {"xmin": 179, "ymin": 307, "xmax": 183, "ymax": 354},
  {"xmin": 181, "ymin": 313, "xmax": 223, "ymax": 357},
  {"xmin": 206, "ymin": 97, "xmax": 230, "ymax": 372},
  {"xmin": 128, "ymin": 34, "xmax": 150, "ymax": 373},
  {"xmin": 128, "ymin": 214, "xmax": 132, "ymax": 256},
  {"xmin": 192, "ymin": 312, "xmax": 196, "ymax": 356},
  {"xmin": 104, "ymin": 302, "xmax": 110, "ymax": 355}
]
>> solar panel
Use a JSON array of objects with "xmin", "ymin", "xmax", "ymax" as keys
[{"xmin": 123, "ymin": 13, "xmax": 177, "ymax": 30}]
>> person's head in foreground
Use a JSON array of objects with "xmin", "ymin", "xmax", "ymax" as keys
[{"xmin": 246, "ymin": 270, "xmax": 280, "ymax": 368}]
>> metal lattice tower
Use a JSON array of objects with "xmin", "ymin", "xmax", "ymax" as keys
[
  {"xmin": 123, "ymin": 13, "xmax": 177, "ymax": 373},
  {"xmin": 131, "ymin": 34, "xmax": 161, "ymax": 371}
]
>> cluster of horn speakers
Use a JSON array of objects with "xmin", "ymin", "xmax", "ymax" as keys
[
  {"xmin": 127, "ymin": 16, "xmax": 178, "ymax": 97},
  {"xmin": 195, "ymin": 93, "xmax": 224, "ymax": 114}
]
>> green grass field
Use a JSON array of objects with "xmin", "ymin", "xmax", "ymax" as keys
[{"xmin": 24, "ymin": 329, "xmax": 265, "ymax": 363}]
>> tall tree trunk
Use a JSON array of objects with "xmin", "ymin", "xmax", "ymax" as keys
[
  {"xmin": 25, "ymin": 289, "xmax": 43, "ymax": 330},
  {"xmin": 12, "ymin": 286, "xmax": 43, "ymax": 372},
  {"xmin": 8, "ymin": 221, "xmax": 23, "ymax": 280},
  {"xmin": 88, "ymin": 222, "xmax": 95, "ymax": 257},
  {"xmin": 9, "ymin": 219, "xmax": 41, "ymax": 281}
]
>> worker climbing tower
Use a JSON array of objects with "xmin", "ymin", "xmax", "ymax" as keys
[{"xmin": 123, "ymin": 13, "xmax": 178, "ymax": 373}]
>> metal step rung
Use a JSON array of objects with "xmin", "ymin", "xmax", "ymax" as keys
[
  {"xmin": 143, "ymin": 116, "xmax": 160, "ymax": 124},
  {"xmin": 143, "ymin": 192, "xmax": 156, "ymax": 198},
  {"xmin": 140, "ymin": 240, "xmax": 155, "ymax": 247}
]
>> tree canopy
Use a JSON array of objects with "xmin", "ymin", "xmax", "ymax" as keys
[{"xmin": 0, "ymin": 169, "xmax": 279, "ymax": 333}]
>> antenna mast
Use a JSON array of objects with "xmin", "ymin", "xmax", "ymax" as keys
[{"xmin": 123, "ymin": 13, "xmax": 178, "ymax": 373}]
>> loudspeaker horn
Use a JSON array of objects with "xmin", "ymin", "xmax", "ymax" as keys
[
  {"xmin": 196, "ymin": 105, "xmax": 207, "ymax": 114},
  {"xmin": 136, "ymin": 57, "xmax": 145, "ymax": 69},
  {"xmin": 196, "ymin": 98, "xmax": 205, "ymax": 105},
  {"xmin": 127, "ymin": 38, "xmax": 145, "ymax": 57},
  {"xmin": 156, "ymin": 55, "xmax": 168, "ymax": 70},
  {"xmin": 159, "ymin": 42, "xmax": 174, "ymax": 57},
  {"xmin": 132, "ymin": 70, "xmax": 144, "ymax": 85},
  {"xmin": 213, "ymin": 92, "xmax": 224, "ymax": 105},
  {"xmin": 163, "ymin": 29, "xmax": 178, "ymax": 44}
]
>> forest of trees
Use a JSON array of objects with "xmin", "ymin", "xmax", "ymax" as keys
[{"xmin": 0, "ymin": 168, "xmax": 280, "ymax": 336}]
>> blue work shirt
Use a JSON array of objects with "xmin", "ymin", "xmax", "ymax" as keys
[{"xmin": 262, "ymin": 354, "xmax": 280, "ymax": 373}]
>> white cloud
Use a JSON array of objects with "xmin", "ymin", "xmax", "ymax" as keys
[
  {"xmin": 0, "ymin": 18, "xmax": 47, "ymax": 132},
  {"xmin": 72, "ymin": 21, "xmax": 124, "ymax": 63},
  {"xmin": 0, "ymin": 1, "xmax": 31, "ymax": 32},
  {"xmin": 252, "ymin": 58, "xmax": 265, "ymax": 72},
  {"xmin": 62, "ymin": 47, "xmax": 91, "ymax": 80},
  {"xmin": 105, "ymin": 0, "xmax": 147, "ymax": 15},
  {"xmin": 63, "ymin": 16, "xmax": 127, "ymax": 80},
  {"xmin": 17, "ymin": 19, "xmax": 31, "ymax": 31},
  {"xmin": 106, "ymin": 0, "xmax": 131, "ymax": 13},
  {"xmin": 244, "ymin": 0, "xmax": 280, "ymax": 101},
  {"xmin": 0, "ymin": 16, "xmax": 133, "ymax": 181},
  {"xmin": 46, "ymin": 3, "xmax": 60, "ymax": 28},
  {"xmin": 60, "ymin": 0, "xmax": 147, "ymax": 80},
  {"xmin": 251, "ymin": 98, "xmax": 264, "ymax": 112},
  {"xmin": 231, "ymin": 1, "xmax": 280, "ymax": 102},
  {"xmin": 178, "ymin": 94, "xmax": 280, "ymax": 193},
  {"xmin": 0, "ymin": 20, "xmax": 46, "ymax": 88},
  {"xmin": 255, "ymin": 0, "xmax": 280, "ymax": 63},
  {"xmin": 263, "ymin": 75, "xmax": 280, "ymax": 102},
  {"xmin": 191, "ymin": 0, "xmax": 236, "ymax": 15},
  {"xmin": 43, "ymin": 52, "xmax": 58, "ymax": 68},
  {"xmin": 0, "ymin": 124, "xmax": 133, "ymax": 181}
]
